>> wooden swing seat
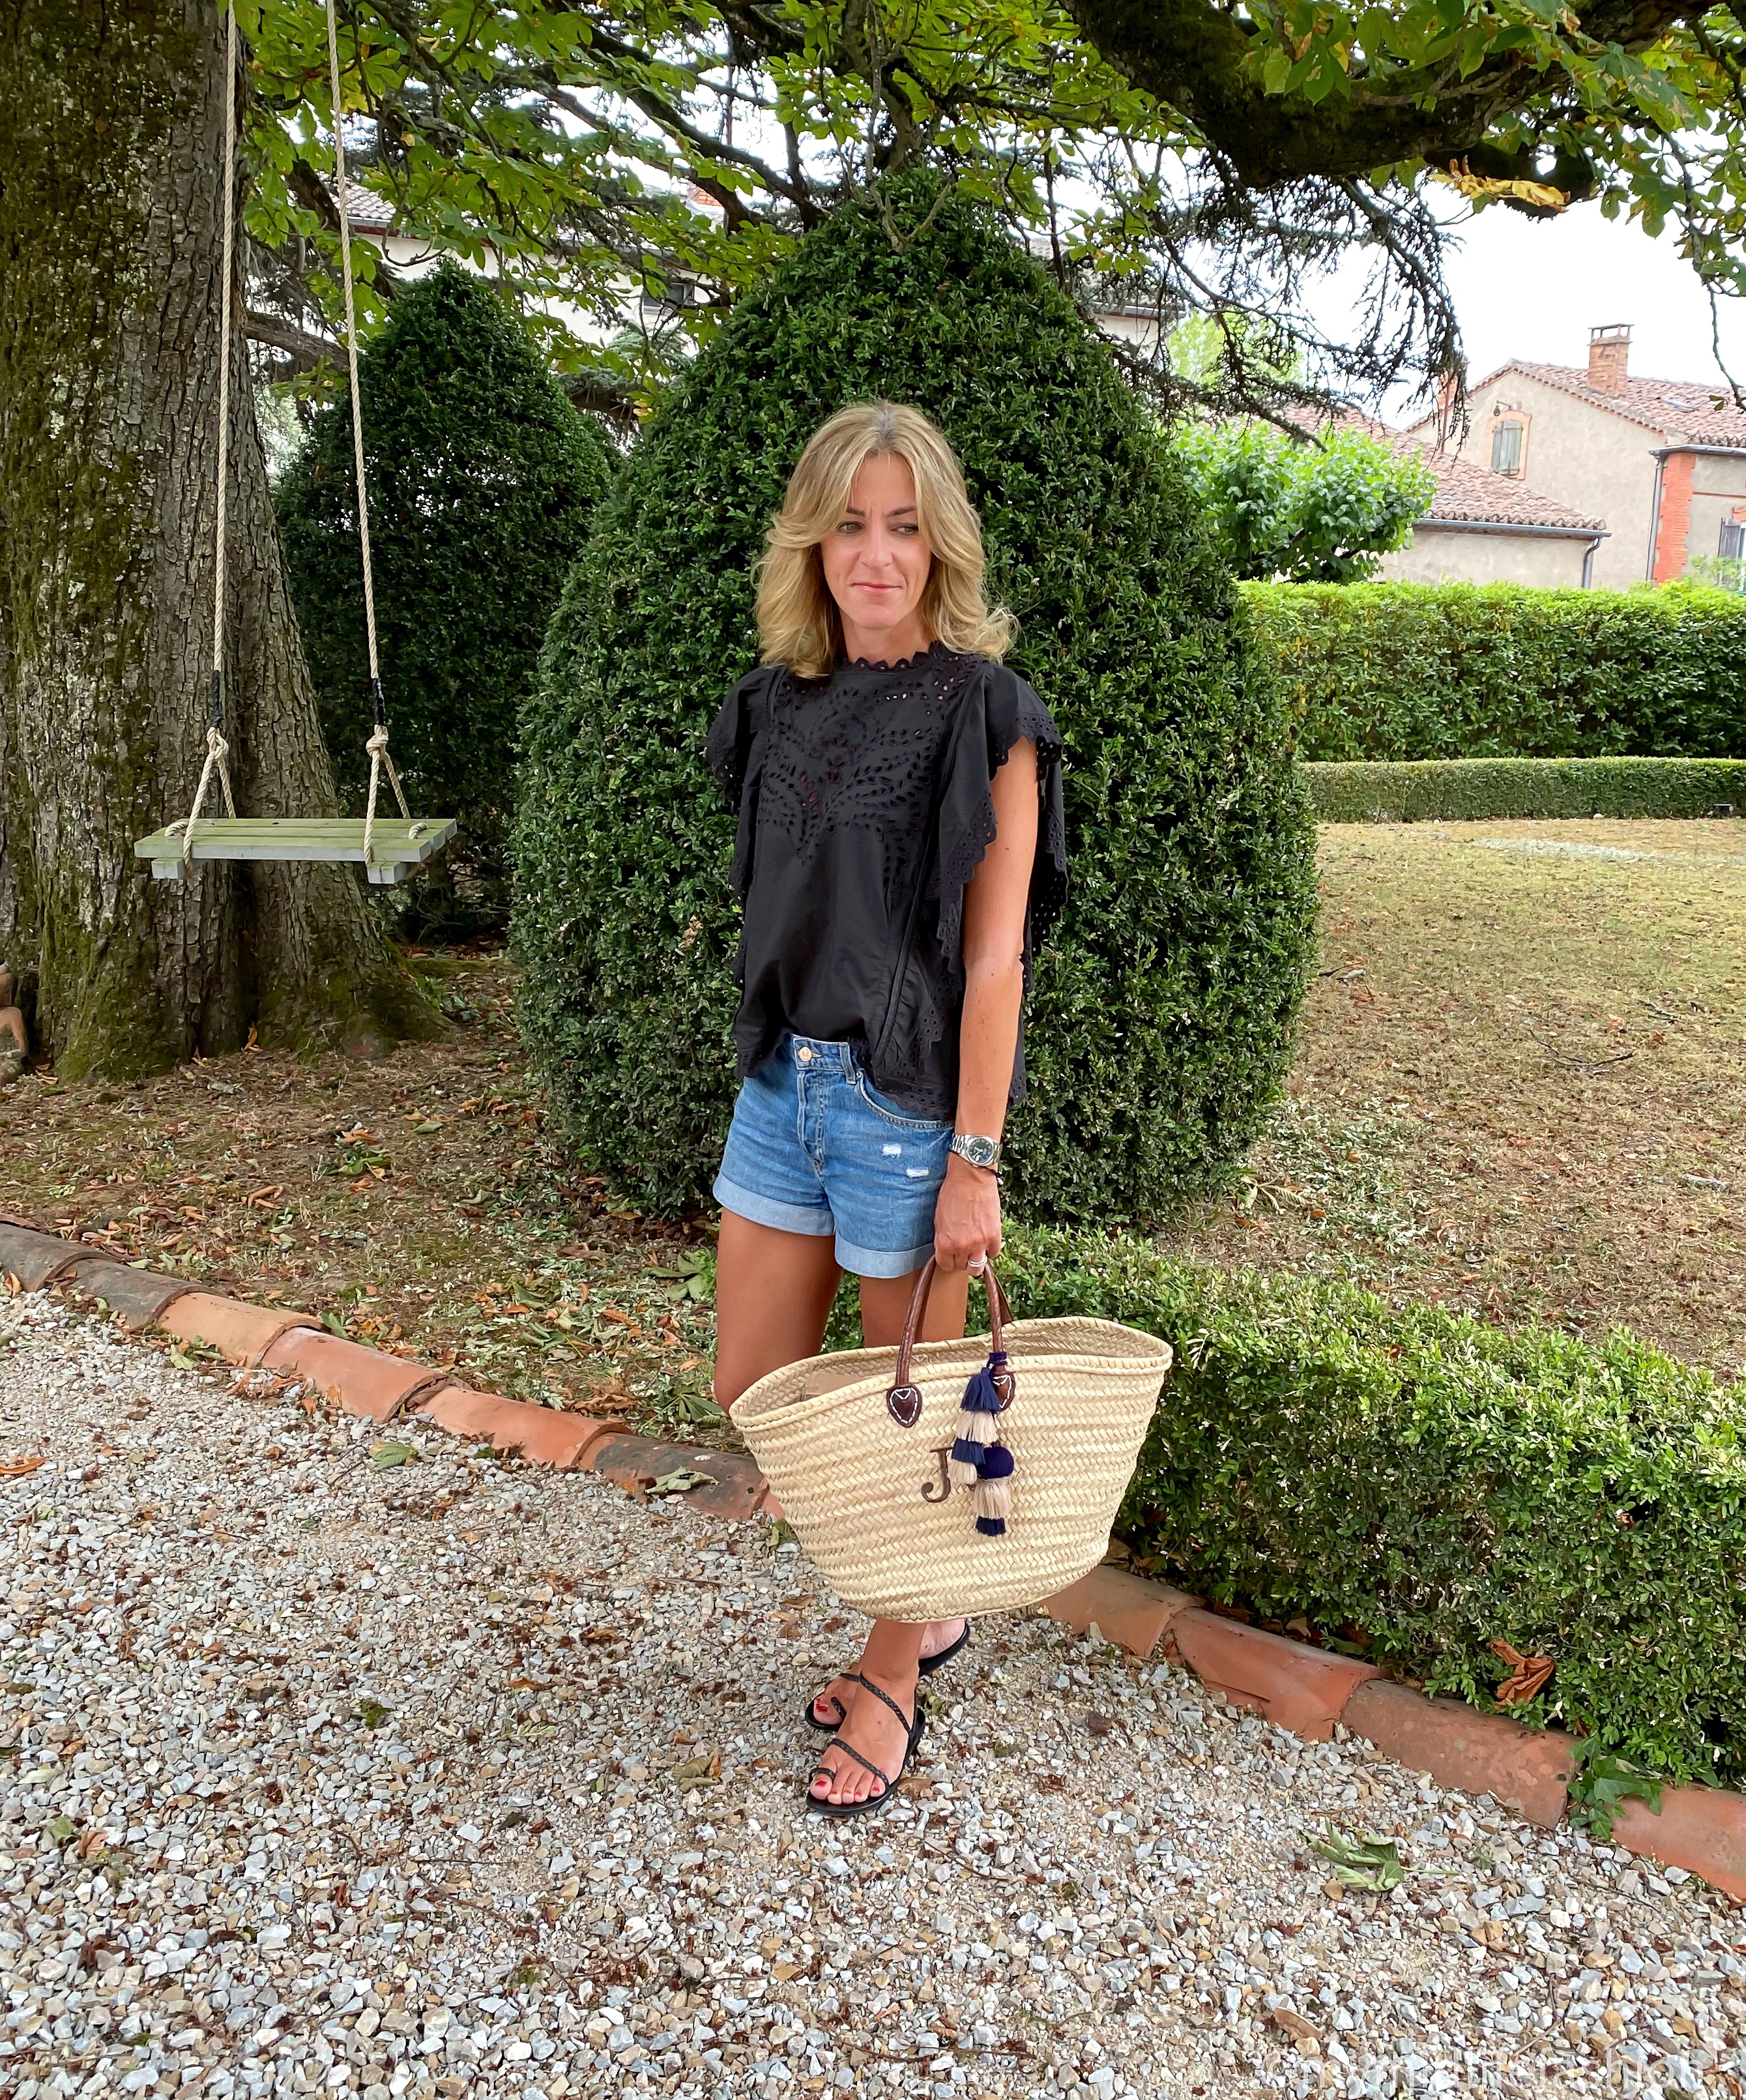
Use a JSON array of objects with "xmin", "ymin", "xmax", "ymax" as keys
[{"xmin": 134, "ymin": 816, "xmax": 458, "ymax": 886}]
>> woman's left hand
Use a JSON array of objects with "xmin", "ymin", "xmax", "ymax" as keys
[{"xmin": 933, "ymin": 1152, "xmax": 1002, "ymax": 1274}]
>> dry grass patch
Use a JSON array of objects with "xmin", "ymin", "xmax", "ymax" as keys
[{"xmin": 1168, "ymin": 816, "xmax": 1745, "ymax": 1380}]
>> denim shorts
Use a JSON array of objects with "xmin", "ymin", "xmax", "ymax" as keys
[{"xmin": 714, "ymin": 1034, "xmax": 953, "ymax": 1279}]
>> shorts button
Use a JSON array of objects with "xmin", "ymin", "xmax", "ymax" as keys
[{"xmin": 796, "ymin": 1046, "xmax": 813, "ymax": 1063}]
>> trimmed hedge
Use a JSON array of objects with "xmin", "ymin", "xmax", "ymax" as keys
[
  {"xmin": 1306, "ymin": 755, "xmax": 1746, "ymax": 823},
  {"xmin": 514, "ymin": 182, "xmax": 1317, "ymax": 1224},
  {"xmin": 278, "ymin": 261, "xmax": 616, "ymax": 905},
  {"xmin": 991, "ymin": 1227, "xmax": 1746, "ymax": 1785},
  {"xmin": 1245, "ymin": 581, "xmax": 1746, "ymax": 762}
]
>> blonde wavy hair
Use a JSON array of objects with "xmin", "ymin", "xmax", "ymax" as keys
[{"xmin": 755, "ymin": 401, "xmax": 1013, "ymax": 677}]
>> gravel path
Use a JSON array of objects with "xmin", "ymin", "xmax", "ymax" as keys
[{"xmin": 5, "ymin": 1294, "xmax": 1744, "ymax": 2100}]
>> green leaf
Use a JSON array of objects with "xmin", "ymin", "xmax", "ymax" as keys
[
  {"xmin": 355, "ymin": 1699, "xmax": 390, "ymax": 1730},
  {"xmin": 1307, "ymin": 1827, "xmax": 1404, "ymax": 1890},
  {"xmin": 677, "ymin": 1390, "xmax": 729, "ymax": 1427},
  {"xmin": 47, "ymin": 1815, "xmax": 77, "ymax": 1844},
  {"xmin": 1567, "ymin": 1740, "xmax": 1665, "ymax": 1839},
  {"xmin": 371, "ymin": 1441, "xmax": 418, "ymax": 1470}
]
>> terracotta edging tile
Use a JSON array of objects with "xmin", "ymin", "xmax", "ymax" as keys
[
  {"xmin": 63, "ymin": 1257, "xmax": 193, "ymax": 1332},
  {"xmin": 158, "ymin": 1294, "xmax": 315, "ymax": 1367},
  {"xmin": 1614, "ymin": 1786, "xmax": 1746, "ymax": 1904},
  {"xmin": 416, "ymin": 1387, "xmax": 617, "ymax": 1470},
  {"xmin": 585, "ymin": 1433, "xmax": 767, "ymax": 1519},
  {"xmin": 0, "ymin": 1222, "xmax": 90, "ymax": 1292},
  {"xmin": 1170, "ymin": 1612, "xmax": 1380, "ymax": 1743},
  {"xmin": 1343, "ymin": 1679, "xmax": 1575, "ymax": 1828},
  {"xmin": 1045, "ymin": 1564, "xmax": 1199, "ymax": 1660},
  {"xmin": 257, "ymin": 1327, "xmax": 454, "ymax": 1422}
]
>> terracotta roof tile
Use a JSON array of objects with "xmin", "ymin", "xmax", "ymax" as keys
[
  {"xmin": 1410, "ymin": 360, "xmax": 1746, "ymax": 450},
  {"xmin": 1283, "ymin": 404, "xmax": 1605, "ymax": 532},
  {"xmin": 1411, "ymin": 448, "xmax": 1606, "ymax": 531}
]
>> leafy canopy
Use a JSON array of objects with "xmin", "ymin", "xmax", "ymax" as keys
[
  {"xmin": 1173, "ymin": 424, "xmax": 1435, "ymax": 583},
  {"xmin": 233, "ymin": 0, "xmax": 1746, "ymax": 422}
]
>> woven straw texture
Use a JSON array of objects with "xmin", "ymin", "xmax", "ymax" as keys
[{"xmin": 734, "ymin": 1316, "xmax": 1172, "ymax": 1622}]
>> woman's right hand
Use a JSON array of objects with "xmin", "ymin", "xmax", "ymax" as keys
[{"xmin": 931, "ymin": 1152, "xmax": 1002, "ymax": 1274}]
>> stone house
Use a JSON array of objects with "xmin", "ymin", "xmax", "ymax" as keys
[
  {"xmin": 1402, "ymin": 327, "xmax": 1746, "ymax": 589},
  {"xmin": 1371, "ymin": 442, "xmax": 1608, "ymax": 588}
]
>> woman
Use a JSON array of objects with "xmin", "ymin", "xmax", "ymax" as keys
[{"xmin": 706, "ymin": 401, "xmax": 1066, "ymax": 1817}]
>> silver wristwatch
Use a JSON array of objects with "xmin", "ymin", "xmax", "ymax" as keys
[{"xmin": 949, "ymin": 1131, "xmax": 1002, "ymax": 1172}]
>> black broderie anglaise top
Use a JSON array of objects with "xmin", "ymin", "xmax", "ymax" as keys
[{"xmin": 705, "ymin": 642, "xmax": 1068, "ymax": 1118}]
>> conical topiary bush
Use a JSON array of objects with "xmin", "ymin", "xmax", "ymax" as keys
[
  {"xmin": 513, "ymin": 183, "xmax": 1317, "ymax": 1222},
  {"xmin": 277, "ymin": 261, "xmax": 616, "ymax": 919}
]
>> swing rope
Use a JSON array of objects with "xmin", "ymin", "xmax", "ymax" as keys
[
  {"xmin": 324, "ymin": 0, "xmax": 414, "ymax": 867},
  {"xmin": 169, "ymin": 0, "xmax": 241, "ymax": 870}
]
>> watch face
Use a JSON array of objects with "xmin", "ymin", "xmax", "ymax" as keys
[{"xmin": 955, "ymin": 1135, "xmax": 999, "ymax": 1168}]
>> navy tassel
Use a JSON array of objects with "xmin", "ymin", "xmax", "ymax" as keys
[
  {"xmin": 950, "ymin": 1350, "xmax": 1009, "ymax": 1489},
  {"xmin": 972, "ymin": 1439, "xmax": 1015, "ymax": 1537}
]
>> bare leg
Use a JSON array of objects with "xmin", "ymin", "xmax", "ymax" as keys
[
  {"xmin": 712, "ymin": 1211, "xmax": 843, "ymax": 1410},
  {"xmin": 807, "ymin": 1264, "xmax": 972, "ymax": 1783}
]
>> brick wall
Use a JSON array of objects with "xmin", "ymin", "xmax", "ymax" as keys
[{"xmin": 1651, "ymin": 450, "xmax": 1695, "ymax": 581}]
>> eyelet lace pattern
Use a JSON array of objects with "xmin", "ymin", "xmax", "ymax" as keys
[{"xmin": 706, "ymin": 647, "xmax": 1068, "ymax": 1118}]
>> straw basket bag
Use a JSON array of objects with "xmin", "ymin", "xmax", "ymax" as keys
[{"xmin": 733, "ymin": 1257, "xmax": 1172, "ymax": 1623}]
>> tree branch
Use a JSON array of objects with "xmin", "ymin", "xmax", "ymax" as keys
[
  {"xmin": 1063, "ymin": 0, "xmax": 1711, "ymax": 186},
  {"xmin": 246, "ymin": 308, "xmax": 340, "ymax": 370}
]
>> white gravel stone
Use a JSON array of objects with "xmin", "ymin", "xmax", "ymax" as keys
[{"xmin": 3, "ymin": 1292, "xmax": 1744, "ymax": 2100}]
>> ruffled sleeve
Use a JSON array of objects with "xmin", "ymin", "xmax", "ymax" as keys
[
  {"xmin": 705, "ymin": 665, "xmax": 776, "ymax": 903},
  {"xmin": 705, "ymin": 666, "xmax": 769, "ymax": 813},
  {"xmin": 934, "ymin": 662, "xmax": 1068, "ymax": 976}
]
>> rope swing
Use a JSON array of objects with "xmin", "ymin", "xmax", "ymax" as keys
[
  {"xmin": 323, "ymin": 0, "xmax": 416, "ymax": 869},
  {"xmin": 135, "ymin": 0, "xmax": 456, "ymax": 890}
]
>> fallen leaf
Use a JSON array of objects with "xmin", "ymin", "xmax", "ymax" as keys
[
  {"xmin": 1307, "ymin": 1828, "xmax": 1404, "ymax": 1892},
  {"xmin": 1271, "ymin": 2006, "xmax": 1319, "ymax": 2043},
  {"xmin": 669, "ymin": 1751, "xmax": 721, "ymax": 1793},
  {"xmin": 371, "ymin": 1442, "xmax": 418, "ymax": 1471},
  {"xmin": 1489, "ymin": 1639, "xmax": 1554, "ymax": 1707},
  {"xmin": 0, "ymin": 1455, "xmax": 48, "ymax": 1478},
  {"xmin": 649, "ymin": 1467, "xmax": 716, "ymax": 1496}
]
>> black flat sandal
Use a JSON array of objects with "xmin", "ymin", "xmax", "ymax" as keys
[
  {"xmin": 804, "ymin": 1621, "xmax": 969, "ymax": 1732},
  {"xmin": 806, "ymin": 1673, "xmax": 925, "ymax": 1821}
]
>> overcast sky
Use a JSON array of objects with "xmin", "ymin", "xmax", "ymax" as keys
[{"xmin": 1374, "ymin": 197, "xmax": 1746, "ymax": 419}]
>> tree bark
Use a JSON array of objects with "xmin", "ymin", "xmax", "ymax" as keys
[{"xmin": 0, "ymin": 0, "xmax": 442, "ymax": 1078}]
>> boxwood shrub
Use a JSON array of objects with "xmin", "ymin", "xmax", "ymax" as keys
[
  {"xmin": 514, "ymin": 181, "xmax": 1316, "ymax": 1223},
  {"xmin": 278, "ymin": 261, "xmax": 616, "ymax": 912},
  {"xmin": 993, "ymin": 1227, "xmax": 1746, "ymax": 1785},
  {"xmin": 1305, "ymin": 755, "xmax": 1746, "ymax": 823},
  {"xmin": 1246, "ymin": 580, "xmax": 1746, "ymax": 763}
]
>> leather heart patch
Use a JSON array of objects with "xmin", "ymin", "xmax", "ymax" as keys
[{"xmin": 886, "ymin": 1382, "xmax": 924, "ymax": 1427}]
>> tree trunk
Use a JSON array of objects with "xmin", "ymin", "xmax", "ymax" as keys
[{"xmin": 0, "ymin": 0, "xmax": 442, "ymax": 1077}]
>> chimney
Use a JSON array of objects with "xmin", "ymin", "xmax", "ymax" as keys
[{"xmin": 1588, "ymin": 323, "xmax": 1631, "ymax": 396}]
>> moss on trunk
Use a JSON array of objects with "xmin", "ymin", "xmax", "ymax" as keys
[{"xmin": 0, "ymin": 0, "xmax": 442, "ymax": 1079}]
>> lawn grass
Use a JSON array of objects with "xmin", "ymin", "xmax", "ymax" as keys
[
  {"xmin": 1, "ymin": 815, "xmax": 1739, "ymax": 1438},
  {"xmin": 1169, "ymin": 816, "xmax": 1745, "ymax": 1382}
]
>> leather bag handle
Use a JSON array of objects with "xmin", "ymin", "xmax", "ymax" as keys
[{"xmin": 886, "ymin": 1256, "xmax": 1012, "ymax": 1427}]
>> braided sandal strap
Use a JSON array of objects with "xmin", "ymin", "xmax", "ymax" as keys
[
  {"xmin": 809, "ymin": 1673, "xmax": 916, "ymax": 1798},
  {"xmin": 839, "ymin": 1672, "xmax": 915, "ymax": 1734},
  {"xmin": 810, "ymin": 1740, "xmax": 893, "ymax": 1795}
]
